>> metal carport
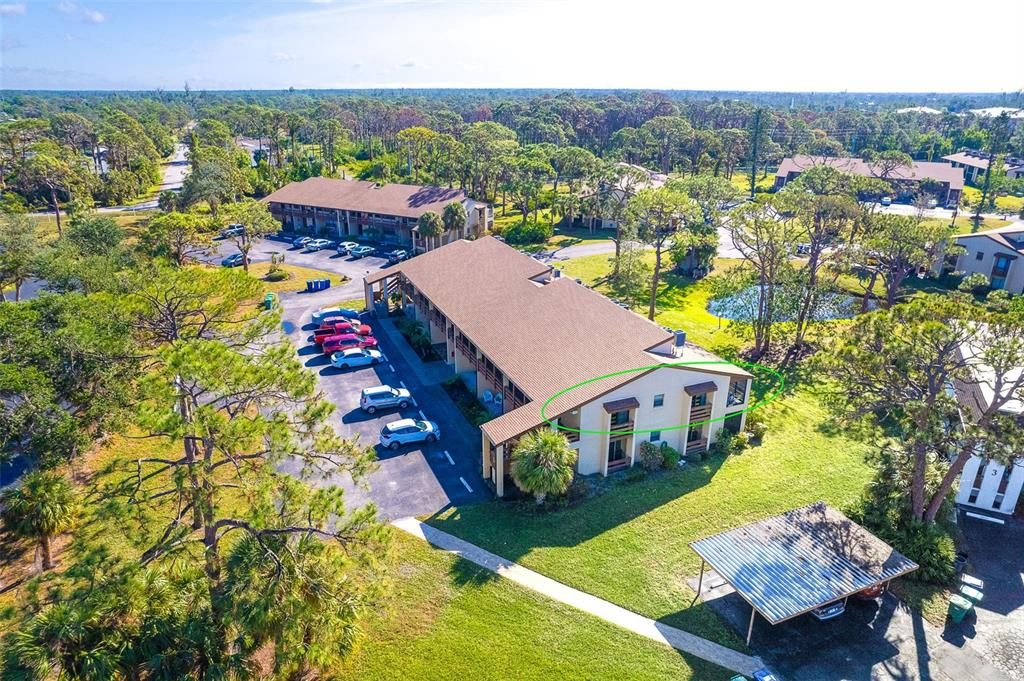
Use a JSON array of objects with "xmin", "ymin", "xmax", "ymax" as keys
[{"xmin": 690, "ymin": 502, "xmax": 919, "ymax": 645}]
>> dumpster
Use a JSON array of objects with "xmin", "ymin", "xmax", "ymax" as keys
[
  {"xmin": 321, "ymin": 278, "xmax": 331, "ymax": 289},
  {"xmin": 959, "ymin": 584, "xmax": 984, "ymax": 604},
  {"xmin": 306, "ymin": 280, "xmax": 315, "ymax": 292},
  {"xmin": 948, "ymin": 594, "xmax": 973, "ymax": 623}
]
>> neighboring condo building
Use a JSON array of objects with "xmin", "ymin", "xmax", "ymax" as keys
[
  {"xmin": 363, "ymin": 237, "xmax": 753, "ymax": 497},
  {"xmin": 263, "ymin": 177, "xmax": 492, "ymax": 252},
  {"xmin": 947, "ymin": 225, "xmax": 1024, "ymax": 294},
  {"xmin": 578, "ymin": 162, "xmax": 667, "ymax": 231},
  {"xmin": 943, "ymin": 149, "xmax": 1024, "ymax": 184},
  {"xmin": 774, "ymin": 155, "xmax": 965, "ymax": 207},
  {"xmin": 953, "ymin": 337, "xmax": 1024, "ymax": 516}
]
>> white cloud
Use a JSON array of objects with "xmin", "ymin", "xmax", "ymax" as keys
[
  {"xmin": 55, "ymin": 0, "xmax": 104, "ymax": 24},
  {"xmin": 1, "ymin": 35, "xmax": 26, "ymax": 52},
  {"xmin": 351, "ymin": 62, "xmax": 362, "ymax": 69},
  {"xmin": 400, "ymin": 59, "xmax": 416, "ymax": 68},
  {"xmin": 81, "ymin": 7, "xmax": 104, "ymax": 23},
  {"xmin": 0, "ymin": 3, "xmax": 26, "ymax": 15},
  {"xmin": 270, "ymin": 51, "xmax": 297, "ymax": 62}
]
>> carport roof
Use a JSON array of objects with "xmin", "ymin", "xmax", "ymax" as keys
[{"xmin": 690, "ymin": 502, "xmax": 918, "ymax": 624}]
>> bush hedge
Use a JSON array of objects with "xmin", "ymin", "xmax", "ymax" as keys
[{"xmin": 502, "ymin": 221, "xmax": 553, "ymax": 245}]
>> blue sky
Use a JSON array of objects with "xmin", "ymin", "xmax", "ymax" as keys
[{"xmin": 1, "ymin": 0, "xmax": 1022, "ymax": 92}]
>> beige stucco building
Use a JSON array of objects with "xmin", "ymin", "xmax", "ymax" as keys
[{"xmin": 364, "ymin": 237, "xmax": 752, "ymax": 497}]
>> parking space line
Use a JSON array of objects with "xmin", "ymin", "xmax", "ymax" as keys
[
  {"xmin": 444, "ymin": 451, "xmax": 454, "ymax": 465},
  {"xmin": 418, "ymin": 409, "xmax": 426, "ymax": 419},
  {"xmin": 398, "ymin": 380, "xmax": 407, "ymax": 388},
  {"xmin": 389, "ymin": 365, "xmax": 396, "ymax": 373},
  {"xmin": 411, "ymin": 398, "xmax": 418, "ymax": 407},
  {"xmin": 459, "ymin": 477, "xmax": 473, "ymax": 493}
]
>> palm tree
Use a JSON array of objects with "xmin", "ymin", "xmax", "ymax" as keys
[
  {"xmin": 442, "ymin": 201, "xmax": 468, "ymax": 240},
  {"xmin": 417, "ymin": 210, "xmax": 444, "ymax": 252},
  {"xmin": 1, "ymin": 470, "xmax": 77, "ymax": 570},
  {"xmin": 510, "ymin": 429, "xmax": 576, "ymax": 505}
]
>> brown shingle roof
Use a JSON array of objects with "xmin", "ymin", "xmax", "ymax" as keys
[
  {"xmin": 262, "ymin": 177, "xmax": 467, "ymax": 219},
  {"xmin": 368, "ymin": 237, "xmax": 749, "ymax": 443},
  {"xmin": 776, "ymin": 155, "xmax": 964, "ymax": 190}
]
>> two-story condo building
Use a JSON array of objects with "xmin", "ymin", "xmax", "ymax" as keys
[
  {"xmin": 262, "ymin": 177, "xmax": 492, "ymax": 252},
  {"xmin": 774, "ymin": 155, "xmax": 965, "ymax": 207},
  {"xmin": 946, "ymin": 225, "xmax": 1024, "ymax": 295},
  {"xmin": 363, "ymin": 237, "xmax": 753, "ymax": 497}
]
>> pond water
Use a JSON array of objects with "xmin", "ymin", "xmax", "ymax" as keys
[{"xmin": 708, "ymin": 285, "xmax": 864, "ymax": 322}]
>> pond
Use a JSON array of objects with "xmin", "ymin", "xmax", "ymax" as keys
[{"xmin": 708, "ymin": 285, "xmax": 865, "ymax": 322}]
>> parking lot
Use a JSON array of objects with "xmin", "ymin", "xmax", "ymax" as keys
[
  {"xmin": 205, "ymin": 233, "xmax": 393, "ymax": 296},
  {"xmin": 275, "ymin": 290, "xmax": 490, "ymax": 520}
]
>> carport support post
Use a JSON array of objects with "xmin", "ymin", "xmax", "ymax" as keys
[
  {"xmin": 696, "ymin": 558, "xmax": 705, "ymax": 597},
  {"xmin": 746, "ymin": 607, "xmax": 756, "ymax": 646}
]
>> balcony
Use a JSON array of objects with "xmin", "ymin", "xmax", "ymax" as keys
[
  {"xmin": 685, "ymin": 438, "xmax": 708, "ymax": 455},
  {"xmin": 610, "ymin": 420, "xmax": 634, "ymax": 433}
]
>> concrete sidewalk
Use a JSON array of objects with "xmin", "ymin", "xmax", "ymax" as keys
[{"xmin": 393, "ymin": 517, "xmax": 763, "ymax": 676}]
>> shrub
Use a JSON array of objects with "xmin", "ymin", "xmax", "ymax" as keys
[
  {"xmin": 264, "ymin": 269, "xmax": 289, "ymax": 282},
  {"xmin": 660, "ymin": 444, "xmax": 680, "ymax": 469},
  {"xmin": 958, "ymin": 272, "xmax": 990, "ymax": 295},
  {"xmin": 502, "ymin": 220, "xmax": 553, "ymax": 245},
  {"xmin": 745, "ymin": 411, "xmax": 768, "ymax": 441},
  {"xmin": 638, "ymin": 441, "xmax": 663, "ymax": 471},
  {"xmin": 732, "ymin": 431, "xmax": 751, "ymax": 451}
]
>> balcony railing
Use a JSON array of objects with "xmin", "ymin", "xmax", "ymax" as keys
[
  {"xmin": 610, "ymin": 420, "xmax": 634, "ymax": 433},
  {"xmin": 690, "ymin": 405, "xmax": 712, "ymax": 421},
  {"xmin": 685, "ymin": 438, "xmax": 708, "ymax": 455}
]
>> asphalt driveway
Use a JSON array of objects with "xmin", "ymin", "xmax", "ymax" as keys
[
  {"xmin": 955, "ymin": 509, "xmax": 1024, "ymax": 680},
  {"xmin": 275, "ymin": 289, "xmax": 489, "ymax": 520}
]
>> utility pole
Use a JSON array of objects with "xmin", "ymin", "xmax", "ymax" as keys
[{"xmin": 749, "ymin": 108, "xmax": 763, "ymax": 200}]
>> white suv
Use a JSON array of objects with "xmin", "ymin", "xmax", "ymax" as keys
[
  {"xmin": 379, "ymin": 418, "xmax": 440, "ymax": 450},
  {"xmin": 360, "ymin": 385, "xmax": 412, "ymax": 413}
]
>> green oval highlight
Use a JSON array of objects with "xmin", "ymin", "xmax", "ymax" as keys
[{"xmin": 539, "ymin": 360, "xmax": 784, "ymax": 437}]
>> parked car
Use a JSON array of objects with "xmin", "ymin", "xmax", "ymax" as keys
[
  {"xmin": 322, "ymin": 333, "xmax": 378, "ymax": 354},
  {"xmin": 292, "ymin": 236, "xmax": 312, "ymax": 248},
  {"xmin": 926, "ymin": 198, "xmax": 939, "ymax": 209},
  {"xmin": 359, "ymin": 385, "xmax": 411, "ymax": 413},
  {"xmin": 221, "ymin": 253, "xmax": 245, "ymax": 267},
  {"xmin": 311, "ymin": 307, "xmax": 360, "ymax": 325},
  {"xmin": 313, "ymin": 321, "xmax": 372, "ymax": 344},
  {"xmin": 880, "ymin": 196, "xmax": 893, "ymax": 206},
  {"xmin": 330, "ymin": 347, "xmax": 382, "ymax": 370},
  {"xmin": 752, "ymin": 669, "xmax": 781, "ymax": 681},
  {"xmin": 336, "ymin": 241, "xmax": 359, "ymax": 254},
  {"xmin": 384, "ymin": 249, "xmax": 409, "ymax": 265},
  {"xmin": 349, "ymin": 245, "xmax": 376, "ymax": 259},
  {"xmin": 219, "ymin": 224, "xmax": 244, "ymax": 238},
  {"xmin": 378, "ymin": 418, "xmax": 440, "ymax": 450},
  {"xmin": 795, "ymin": 243, "xmax": 811, "ymax": 256},
  {"xmin": 810, "ymin": 600, "xmax": 845, "ymax": 621},
  {"xmin": 304, "ymin": 238, "xmax": 335, "ymax": 252}
]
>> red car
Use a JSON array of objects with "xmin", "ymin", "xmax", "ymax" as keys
[
  {"xmin": 322, "ymin": 334, "xmax": 378, "ymax": 354},
  {"xmin": 313, "ymin": 321, "xmax": 372, "ymax": 344}
]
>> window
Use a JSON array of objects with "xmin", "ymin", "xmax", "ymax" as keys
[
  {"xmin": 649, "ymin": 431, "xmax": 661, "ymax": 442},
  {"xmin": 975, "ymin": 252, "xmax": 984, "ymax": 261},
  {"xmin": 610, "ymin": 410, "xmax": 631, "ymax": 426},
  {"xmin": 691, "ymin": 393, "xmax": 707, "ymax": 407},
  {"xmin": 653, "ymin": 394, "xmax": 665, "ymax": 408}
]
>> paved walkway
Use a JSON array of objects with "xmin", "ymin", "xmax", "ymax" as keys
[{"xmin": 393, "ymin": 517, "xmax": 764, "ymax": 676}]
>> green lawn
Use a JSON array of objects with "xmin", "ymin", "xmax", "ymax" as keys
[
  {"xmin": 427, "ymin": 388, "xmax": 872, "ymax": 650},
  {"xmin": 338, "ymin": 533, "xmax": 730, "ymax": 680},
  {"xmin": 921, "ymin": 214, "xmax": 1012, "ymax": 236},
  {"xmin": 244, "ymin": 262, "xmax": 349, "ymax": 294}
]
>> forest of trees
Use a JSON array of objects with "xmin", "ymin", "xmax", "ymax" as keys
[{"xmin": 2, "ymin": 89, "xmax": 1024, "ymax": 220}]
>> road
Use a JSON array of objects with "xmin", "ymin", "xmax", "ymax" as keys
[{"xmin": 110, "ymin": 142, "xmax": 189, "ymax": 211}]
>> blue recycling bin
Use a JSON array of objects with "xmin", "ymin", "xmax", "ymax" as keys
[
  {"xmin": 321, "ymin": 278, "xmax": 331, "ymax": 290},
  {"xmin": 306, "ymin": 280, "xmax": 315, "ymax": 292}
]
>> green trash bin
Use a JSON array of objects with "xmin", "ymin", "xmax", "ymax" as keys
[
  {"xmin": 263, "ymin": 293, "xmax": 276, "ymax": 310},
  {"xmin": 948, "ymin": 594, "xmax": 973, "ymax": 623}
]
